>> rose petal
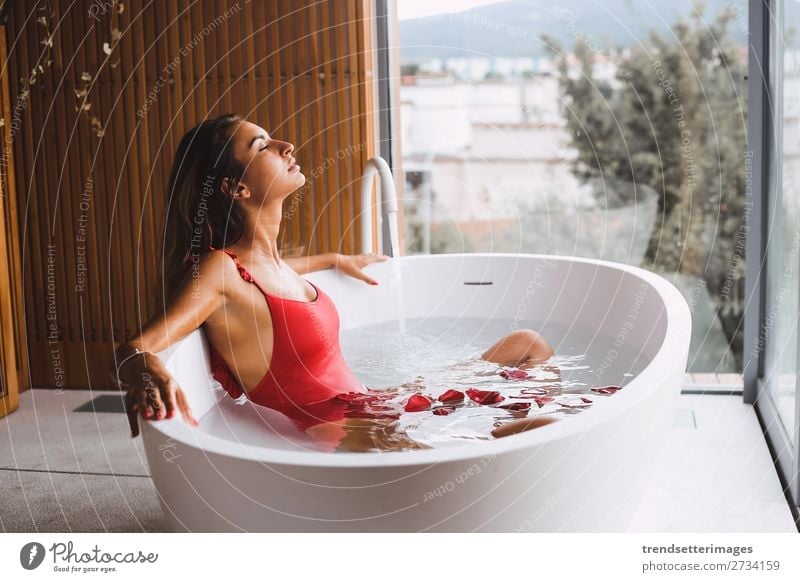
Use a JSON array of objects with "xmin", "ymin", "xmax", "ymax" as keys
[
  {"xmin": 336, "ymin": 392, "xmax": 380, "ymax": 404},
  {"xmin": 497, "ymin": 401, "xmax": 532, "ymax": 412},
  {"xmin": 465, "ymin": 388, "xmax": 505, "ymax": 405},
  {"xmin": 499, "ymin": 368, "xmax": 530, "ymax": 380},
  {"xmin": 432, "ymin": 406, "xmax": 456, "ymax": 416},
  {"xmin": 531, "ymin": 396, "xmax": 555, "ymax": 408},
  {"xmin": 580, "ymin": 397, "xmax": 593, "ymax": 404},
  {"xmin": 591, "ymin": 385, "xmax": 621, "ymax": 395},
  {"xmin": 404, "ymin": 393, "xmax": 433, "ymax": 412},
  {"xmin": 438, "ymin": 389, "xmax": 465, "ymax": 403}
]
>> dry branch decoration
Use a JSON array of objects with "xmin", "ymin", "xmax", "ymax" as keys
[
  {"xmin": 15, "ymin": 3, "xmax": 54, "ymax": 105},
  {"xmin": 75, "ymin": 1, "xmax": 125, "ymax": 138}
]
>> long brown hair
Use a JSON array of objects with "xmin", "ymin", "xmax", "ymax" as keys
[{"xmin": 152, "ymin": 113, "xmax": 247, "ymax": 316}]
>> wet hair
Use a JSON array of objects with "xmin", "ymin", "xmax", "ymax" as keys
[{"xmin": 152, "ymin": 113, "xmax": 247, "ymax": 316}]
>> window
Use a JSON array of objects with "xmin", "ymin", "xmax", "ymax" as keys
[{"xmin": 387, "ymin": 0, "xmax": 749, "ymax": 373}]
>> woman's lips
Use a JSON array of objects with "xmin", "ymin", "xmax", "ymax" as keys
[{"xmin": 288, "ymin": 158, "xmax": 300, "ymax": 172}]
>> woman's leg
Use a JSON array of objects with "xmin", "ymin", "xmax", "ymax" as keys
[
  {"xmin": 305, "ymin": 417, "xmax": 432, "ymax": 452},
  {"xmin": 482, "ymin": 330, "xmax": 562, "ymax": 438},
  {"xmin": 480, "ymin": 329, "xmax": 554, "ymax": 368},
  {"xmin": 491, "ymin": 415, "xmax": 558, "ymax": 438}
]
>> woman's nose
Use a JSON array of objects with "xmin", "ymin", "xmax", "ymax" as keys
[{"xmin": 279, "ymin": 141, "xmax": 294, "ymax": 156}]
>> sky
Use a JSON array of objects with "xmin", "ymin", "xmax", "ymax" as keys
[{"xmin": 396, "ymin": 0, "xmax": 506, "ymax": 20}]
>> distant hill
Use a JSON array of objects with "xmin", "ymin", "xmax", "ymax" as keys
[{"xmin": 398, "ymin": 0, "xmax": 747, "ymax": 61}]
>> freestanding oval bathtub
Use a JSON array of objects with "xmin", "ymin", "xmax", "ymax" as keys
[{"xmin": 144, "ymin": 253, "xmax": 691, "ymax": 532}]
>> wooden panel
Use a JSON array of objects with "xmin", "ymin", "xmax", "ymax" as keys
[
  {"xmin": 0, "ymin": 22, "xmax": 25, "ymax": 415},
  {"xmin": 4, "ymin": 1, "xmax": 377, "ymax": 389}
]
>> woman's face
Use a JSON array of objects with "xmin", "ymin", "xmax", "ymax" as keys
[{"xmin": 229, "ymin": 120, "xmax": 305, "ymax": 203}]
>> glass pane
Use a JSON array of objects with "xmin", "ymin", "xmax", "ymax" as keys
[
  {"xmin": 395, "ymin": 1, "xmax": 748, "ymax": 372},
  {"xmin": 764, "ymin": 0, "xmax": 799, "ymax": 439}
]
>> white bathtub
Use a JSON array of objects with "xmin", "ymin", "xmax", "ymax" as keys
[{"xmin": 145, "ymin": 253, "xmax": 691, "ymax": 532}]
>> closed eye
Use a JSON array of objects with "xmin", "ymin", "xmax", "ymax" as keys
[{"xmin": 259, "ymin": 143, "xmax": 269, "ymax": 151}]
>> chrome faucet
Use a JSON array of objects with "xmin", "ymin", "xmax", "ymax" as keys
[{"xmin": 360, "ymin": 156, "xmax": 400, "ymax": 257}]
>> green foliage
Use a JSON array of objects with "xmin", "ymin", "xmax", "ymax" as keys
[{"xmin": 546, "ymin": 6, "xmax": 748, "ymax": 366}]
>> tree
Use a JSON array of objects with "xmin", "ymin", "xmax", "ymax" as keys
[{"xmin": 545, "ymin": 5, "xmax": 748, "ymax": 368}]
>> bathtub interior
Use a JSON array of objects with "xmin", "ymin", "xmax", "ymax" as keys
[
  {"xmin": 154, "ymin": 254, "xmax": 672, "ymax": 452},
  {"xmin": 314, "ymin": 254, "xmax": 668, "ymax": 358}
]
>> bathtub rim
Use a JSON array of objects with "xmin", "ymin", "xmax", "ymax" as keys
[{"xmin": 144, "ymin": 253, "xmax": 691, "ymax": 469}]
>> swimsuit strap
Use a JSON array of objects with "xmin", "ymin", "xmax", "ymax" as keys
[
  {"xmin": 208, "ymin": 245, "xmax": 259, "ymax": 286},
  {"xmin": 208, "ymin": 245, "xmax": 320, "ymax": 303}
]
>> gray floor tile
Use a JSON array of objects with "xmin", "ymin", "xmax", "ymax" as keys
[
  {"xmin": 0, "ymin": 389, "xmax": 149, "ymax": 475},
  {"xmin": 0, "ymin": 469, "xmax": 168, "ymax": 532}
]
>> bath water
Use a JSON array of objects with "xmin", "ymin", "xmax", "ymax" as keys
[{"xmin": 201, "ymin": 316, "xmax": 650, "ymax": 453}]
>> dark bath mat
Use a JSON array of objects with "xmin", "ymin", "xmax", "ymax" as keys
[{"xmin": 73, "ymin": 394, "xmax": 127, "ymax": 414}]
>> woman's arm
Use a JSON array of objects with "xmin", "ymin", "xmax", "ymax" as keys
[
  {"xmin": 282, "ymin": 252, "xmax": 338, "ymax": 275},
  {"xmin": 284, "ymin": 252, "xmax": 389, "ymax": 284},
  {"xmin": 110, "ymin": 250, "xmax": 230, "ymax": 436}
]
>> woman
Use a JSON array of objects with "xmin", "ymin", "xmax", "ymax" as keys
[{"xmin": 111, "ymin": 113, "xmax": 558, "ymax": 452}]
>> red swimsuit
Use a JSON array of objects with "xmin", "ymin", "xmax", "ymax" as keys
[{"xmin": 206, "ymin": 247, "xmax": 399, "ymax": 432}]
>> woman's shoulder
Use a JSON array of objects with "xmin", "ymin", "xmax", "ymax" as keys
[{"xmin": 186, "ymin": 247, "xmax": 244, "ymax": 284}]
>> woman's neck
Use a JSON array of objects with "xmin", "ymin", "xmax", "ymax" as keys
[{"xmin": 238, "ymin": 206, "xmax": 283, "ymax": 266}]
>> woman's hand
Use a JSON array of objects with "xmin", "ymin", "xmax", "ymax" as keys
[
  {"xmin": 333, "ymin": 252, "xmax": 389, "ymax": 285},
  {"xmin": 117, "ymin": 351, "xmax": 199, "ymax": 438}
]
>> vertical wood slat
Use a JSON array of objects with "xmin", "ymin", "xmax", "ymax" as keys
[
  {"xmin": 70, "ymin": 7, "xmax": 97, "ymax": 342},
  {"xmin": 341, "ymin": 0, "xmax": 358, "ymax": 256},
  {"xmin": 5, "ymin": 0, "xmax": 378, "ymax": 389},
  {"xmin": 319, "ymin": 2, "xmax": 336, "ymax": 254},
  {"xmin": 18, "ymin": 7, "xmax": 42, "ymax": 351},
  {"xmin": 332, "ymin": 1, "xmax": 349, "ymax": 255},
  {"xmin": 130, "ymin": 1, "xmax": 153, "ymax": 331},
  {"xmin": 286, "ymin": 3, "xmax": 302, "ymax": 252}
]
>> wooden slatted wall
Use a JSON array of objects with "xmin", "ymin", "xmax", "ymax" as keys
[
  {"xmin": 4, "ymin": 0, "xmax": 377, "ymax": 390},
  {"xmin": 1, "ymin": 21, "xmax": 24, "ymax": 416}
]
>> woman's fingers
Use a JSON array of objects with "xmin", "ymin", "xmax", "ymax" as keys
[
  {"xmin": 162, "ymin": 379, "xmax": 179, "ymax": 420},
  {"xmin": 336, "ymin": 254, "xmax": 388, "ymax": 285},
  {"xmin": 363, "ymin": 253, "xmax": 389, "ymax": 264},
  {"xmin": 128, "ymin": 377, "xmax": 198, "ymax": 435},
  {"xmin": 176, "ymin": 388, "xmax": 200, "ymax": 426},
  {"xmin": 135, "ymin": 383, "xmax": 151, "ymax": 419},
  {"xmin": 125, "ymin": 390, "xmax": 141, "ymax": 438},
  {"xmin": 357, "ymin": 270, "xmax": 379, "ymax": 285},
  {"xmin": 148, "ymin": 380, "xmax": 167, "ymax": 420}
]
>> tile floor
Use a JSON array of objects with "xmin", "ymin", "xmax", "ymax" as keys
[{"xmin": 1, "ymin": 384, "xmax": 797, "ymax": 533}]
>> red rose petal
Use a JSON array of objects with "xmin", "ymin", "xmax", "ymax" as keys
[
  {"xmin": 581, "ymin": 397, "xmax": 593, "ymax": 404},
  {"xmin": 531, "ymin": 396, "xmax": 555, "ymax": 408},
  {"xmin": 498, "ymin": 401, "xmax": 532, "ymax": 412},
  {"xmin": 465, "ymin": 388, "xmax": 505, "ymax": 405},
  {"xmin": 404, "ymin": 393, "xmax": 433, "ymax": 412},
  {"xmin": 499, "ymin": 368, "xmax": 530, "ymax": 380},
  {"xmin": 336, "ymin": 392, "xmax": 380, "ymax": 404},
  {"xmin": 432, "ymin": 406, "xmax": 456, "ymax": 416},
  {"xmin": 438, "ymin": 389, "xmax": 465, "ymax": 403},
  {"xmin": 591, "ymin": 385, "xmax": 621, "ymax": 395}
]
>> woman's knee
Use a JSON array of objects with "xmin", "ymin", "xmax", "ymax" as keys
[
  {"xmin": 513, "ymin": 329, "xmax": 553, "ymax": 357},
  {"xmin": 481, "ymin": 328, "xmax": 553, "ymax": 365}
]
